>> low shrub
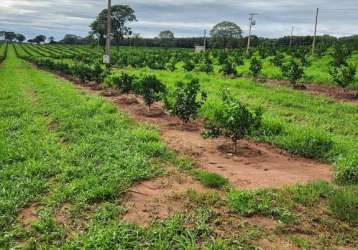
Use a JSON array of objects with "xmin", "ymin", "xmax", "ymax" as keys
[
  {"xmin": 220, "ymin": 59, "xmax": 237, "ymax": 76},
  {"xmin": 329, "ymin": 64, "xmax": 356, "ymax": 89},
  {"xmin": 72, "ymin": 63, "xmax": 92, "ymax": 84},
  {"xmin": 172, "ymin": 79, "xmax": 207, "ymax": 124},
  {"xmin": 249, "ymin": 57, "xmax": 262, "ymax": 78},
  {"xmin": 281, "ymin": 59, "xmax": 304, "ymax": 86},
  {"xmin": 137, "ymin": 74, "xmax": 166, "ymax": 110},
  {"xmin": 183, "ymin": 59, "xmax": 195, "ymax": 71},
  {"xmin": 203, "ymin": 89, "xmax": 262, "ymax": 153},
  {"xmin": 108, "ymin": 73, "xmax": 136, "ymax": 94}
]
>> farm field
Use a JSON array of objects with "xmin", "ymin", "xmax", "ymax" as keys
[
  {"xmin": 14, "ymin": 43, "xmax": 358, "ymax": 183},
  {"xmin": 18, "ymin": 44, "xmax": 358, "ymax": 87},
  {"xmin": 0, "ymin": 41, "xmax": 357, "ymax": 249},
  {"xmin": 2, "ymin": 0, "xmax": 358, "ymax": 248}
]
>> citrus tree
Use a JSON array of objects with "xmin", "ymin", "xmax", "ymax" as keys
[{"xmin": 203, "ymin": 89, "xmax": 262, "ymax": 153}]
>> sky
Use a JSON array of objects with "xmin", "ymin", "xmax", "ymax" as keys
[{"xmin": 0, "ymin": 0, "xmax": 357, "ymax": 41}]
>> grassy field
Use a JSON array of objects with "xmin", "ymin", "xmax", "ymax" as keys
[
  {"xmin": 1, "ymin": 45, "xmax": 357, "ymax": 249},
  {"xmin": 14, "ymin": 44, "xmax": 358, "ymax": 184}
]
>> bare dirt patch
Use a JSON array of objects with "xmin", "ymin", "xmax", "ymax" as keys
[
  {"xmin": 305, "ymin": 84, "xmax": 358, "ymax": 103},
  {"xmin": 122, "ymin": 168, "xmax": 210, "ymax": 225},
  {"xmin": 54, "ymin": 203, "xmax": 71, "ymax": 226},
  {"xmin": 74, "ymin": 85, "xmax": 332, "ymax": 189},
  {"xmin": 18, "ymin": 203, "xmax": 39, "ymax": 226},
  {"xmin": 257, "ymin": 238, "xmax": 300, "ymax": 250},
  {"xmin": 247, "ymin": 216, "xmax": 278, "ymax": 230},
  {"xmin": 264, "ymin": 79, "xmax": 358, "ymax": 103}
]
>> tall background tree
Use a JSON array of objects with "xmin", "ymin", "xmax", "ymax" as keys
[
  {"xmin": 16, "ymin": 34, "xmax": 26, "ymax": 43},
  {"xmin": 210, "ymin": 21, "xmax": 243, "ymax": 49},
  {"xmin": 158, "ymin": 30, "xmax": 175, "ymax": 48},
  {"xmin": 48, "ymin": 36, "xmax": 55, "ymax": 43},
  {"xmin": 37, "ymin": 35, "xmax": 47, "ymax": 44},
  {"xmin": 0, "ymin": 31, "xmax": 17, "ymax": 42},
  {"xmin": 90, "ymin": 5, "xmax": 137, "ymax": 50},
  {"xmin": 29, "ymin": 35, "xmax": 46, "ymax": 44}
]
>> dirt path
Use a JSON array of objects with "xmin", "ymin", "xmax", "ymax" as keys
[
  {"xmin": 122, "ymin": 167, "xmax": 212, "ymax": 225},
  {"xmin": 74, "ymin": 84, "xmax": 332, "ymax": 189}
]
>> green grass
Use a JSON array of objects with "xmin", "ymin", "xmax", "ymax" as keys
[
  {"xmin": 227, "ymin": 181, "xmax": 343, "ymax": 223},
  {"xmin": 192, "ymin": 170, "xmax": 229, "ymax": 189},
  {"xmin": 329, "ymin": 186, "xmax": 358, "ymax": 225},
  {"xmin": 0, "ymin": 46, "xmax": 167, "ymax": 247}
]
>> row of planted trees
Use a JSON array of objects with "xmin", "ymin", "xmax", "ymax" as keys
[
  {"xmin": 111, "ymin": 45, "xmax": 356, "ymax": 90},
  {"xmin": 0, "ymin": 42, "xmax": 8, "ymax": 64},
  {"xmin": 216, "ymin": 45, "xmax": 356, "ymax": 89},
  {"xmin": 15, "ymin": 42, "xmax": 263, "ymax": 153},
  {"xmin": 106, "ymin": 72, "xmax": 263, "ymax": 153},
  {"xmin": 24, "ymin": 52, "xmax": 263, "ymax": 152}
]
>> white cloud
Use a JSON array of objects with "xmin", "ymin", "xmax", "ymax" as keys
[{"xmin": 0, "ymin": 0, "xmax": 357, "ymax": 40}]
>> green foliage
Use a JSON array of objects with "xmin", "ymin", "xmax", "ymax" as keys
[
  {"xmin": 249, "ymin": 57, "xmax": 262, "ymax": 78},
  {"xmin": 330, "ymin": 45, "xmax": 352, "ymax": 67},
  {"xmin": 91, "ymin": 62, "xmax": 106, "ymax": 84},
  {"xmin": 329, "ymin": 187, "xmax": 358, "ymax": 225},
  {"xmin": 196, "ymin": 56, "xmax": 214, "ymax": 73},
  {"xmin": 73, "ymin": 62, "xmax": 92, "ymax": 83},
  {"xmin": 90, "ymin": 5, "xmax": 137, "ymax": 48},
  {"xmin": 271, "ymin": 53, "xmax": 284, "ymax": 67},
  {"xmin": 220, "ymin": 59, "xmax": 238, "ymax": 76},
  {"xmin": 109, "ymin": 72, "xmax": 136, "ymax": 94},
  {"xmin": 203, "ymin": 89, "xmax": 262, "ymax": 153},
  {"xmin": 172, "ymin": 79, "xmax": 207, "ymax": 124},
  {"xmin": 183, "ymin": 58, "xmax": 195, "ymax": 71},
  {"xmin": 138, "ymin": 74, "xmax": 166, "ymax": 108},
  {"xmin": 210, "ymin": 21, "xmax": 243, "ymax": 49},
  {"xmin": 329, "ymin": 64, "xmax": 356, "ymax": 89},
  {"xmin": 282, "ymin": 59, "xmax": 305, "ymax": 86},
  {"xmin": 192, "ymin": 170, "xmax": 228, "ymax": 189},
  {"xmin": 165, "ymin": 57, "xmax": 177, "ymax": 71}
]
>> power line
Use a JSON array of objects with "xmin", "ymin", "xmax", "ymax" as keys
[{"xmin": 320, "ymin": 8, "xmax": 358, "ymax": 11}]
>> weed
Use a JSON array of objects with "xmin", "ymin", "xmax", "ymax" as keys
[{"xmin": 192, "ymin": 170, "xmax": 229, "ymax": 189}]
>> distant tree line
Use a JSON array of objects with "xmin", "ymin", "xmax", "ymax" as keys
[
  {"xmin": 2, "ymin": 3, "xmax": 358, "ymax": 50},
  {"xmin": 101, "ymin": 35, "xmax": 358, "ymax": 50},
  {"xmin": 0, "ymin": 31, "xmax": 26, "ymax": 43}
]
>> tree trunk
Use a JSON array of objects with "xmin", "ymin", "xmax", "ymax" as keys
[{"xmin": 233, "ymin": 139, "xmax": 238, "ymax": 154}]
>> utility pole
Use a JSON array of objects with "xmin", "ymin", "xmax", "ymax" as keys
[
  {"xmin": 246, "ymin": 13, "xmax": 258, "ymax": 54},
  {"xmin": 203, "ymin": 29, "xmax": 207, "ymax": 51},
  {"xmin": 104, "ymin": 0, "xmax": 112, "ymax": 65},
  {"xmin": 289, "ymin": 26, "xmax": 294, "ymax": 50},
  {"xmin": 312, "ymin": 8, "xmax": 319, "ymax": 54}
]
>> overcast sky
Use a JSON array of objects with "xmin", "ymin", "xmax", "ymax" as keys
[{"xmin": 0, "ymin": 0, "xmax": 357, "ymax": 40}]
